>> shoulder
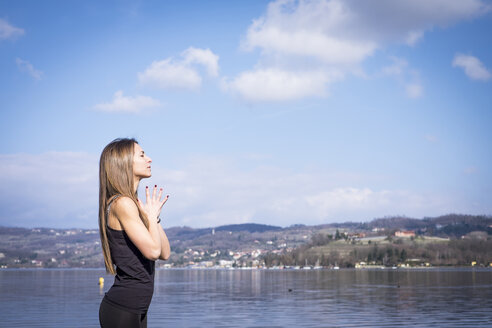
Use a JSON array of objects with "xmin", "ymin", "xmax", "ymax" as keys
[{"xmin": 112, "ymin": 196, "xmax": 139, "ymax": 219}]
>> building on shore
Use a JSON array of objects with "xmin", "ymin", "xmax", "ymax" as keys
[{"xmin": 395, "ymin": 230, "xmax": 415, "ymax": 238}]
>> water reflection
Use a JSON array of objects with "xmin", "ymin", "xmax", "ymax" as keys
[
  {"xmin": 0, "ymin": 268, "xmax": 491, "ymax": 327},
  {"xmin": 151, "ymin": 268, "xmax": 492, "ymax": 327}
]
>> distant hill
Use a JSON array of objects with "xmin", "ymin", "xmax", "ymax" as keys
[
  {"xmin": 424, "ymin": 214, "xmax": 492, "ymax": 226},
  {"xmin": 0, "ymin": 214, "xmax": 490, "ymax": 268},
  {"xmin": 165, "ymin": 226, "xmax": 212, "ymax": 240},
  {"xmin": 215, "ymin": 223, "xmax": 282, "ymax": 233},
  {"xmin": 165, "ymin": 223, "xmax": 282, "ymax": 240},
  {"xmin": 365, "ymin": 214, "xmax": 492, "ymax": 237},
  {"xmin": 368, "ymin": 216, "xmax": 428, "ymax": 230},
  {"xmin": 423, "ymin": 214, "xmax": 492, "ymax": 237}
]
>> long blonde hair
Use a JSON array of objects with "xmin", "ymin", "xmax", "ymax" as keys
[{"xmin": 98, "ymin": 138, "xmax": 149, "ymax": 274}]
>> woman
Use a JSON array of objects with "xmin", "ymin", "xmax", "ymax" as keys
[{"xmin": 98, "ymin": 138, "xmax": 171, "ymax": 328}]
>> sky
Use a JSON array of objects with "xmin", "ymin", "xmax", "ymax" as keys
[{"xmin": 0, "ymin": 0, "xmax": 491, "ymax": 229}]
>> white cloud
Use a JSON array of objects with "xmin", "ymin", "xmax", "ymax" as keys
[
  {"xmin": 0, "ymin": 18, "xmax": 24, "ymax": 40},
  {"xmin": 452, "ymin": 54, "xmax": 491, "ymax": 81},
  {"xmin": 0, "ymin": 152, "xmax": 484, "ymax": 228},
  {"xmin": 15, "ymin": 58, "xmax": 43, "ymax": 80},
  {"xmin": 148, "ymin": 156, "xmax": 456, "ymax": 227},
  {"xmin": 405, "ymin": 83, "xmax": 423, "ymax": 99},
  {"xmin": 224, "ymin": 68, "xmax": 335, "ymax": 102},
  {"xmin": 245, "ymin": 22, "xmax": 377, "ymax": 65},
  {"xmin": 182, "ymin": 47, "xmax": 219, "ymax": 77},
  {"xmin": 405, "ymin": 30, "xmax": 424, "ymax": 46},
  {"xmin": 138, "ymin": 59, "xmax": 202, "ymax": 90},
  {"xmin": 382, "ymin": 57, "xmax": 408, "ymax": 76},
  {"xmin": 244, "ymin": 0, "xmax": 488, "ymax": 64},
  {"xmin": 241, "ymin": 0, "xmax": 376, "ymax": 70},
  {"xmin": 94, "ymin": 90, "xmax": 160, "ymax": 113},
  {"xmin": 138, "ymin": 47, "xmax": 220, "ymax": 90},
  {"xmin": 0, "ymin": 152, "xmax": 98, "ymax": 228},
  {"xmin": 230, "ymin": 0, "xmax": 488, "ymax": 102},
  {"xmin": 305, "ymin": 188, "xmax": 393, "ymax": 215},
  {"xmin": 382, "ymin": 57, "xmax": 424, "ymax": 98}
]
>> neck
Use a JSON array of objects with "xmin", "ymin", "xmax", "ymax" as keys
[{"xmin": 133, "ymin": 176, "xmax": 140, "ymax": 194}]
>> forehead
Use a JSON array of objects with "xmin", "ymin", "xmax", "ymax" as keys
[{"xmin": 134, "ymin": 143, "xmax": 144, "ymax": 153}]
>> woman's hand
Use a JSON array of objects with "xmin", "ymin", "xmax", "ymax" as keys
[{"xmin": 137, "ymin": 185, "xmax": 169, "ymax": 221}]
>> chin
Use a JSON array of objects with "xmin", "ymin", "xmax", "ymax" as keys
[{"xmin": 136, "ymin": 172, "xmax": 152, "ymax": 179}]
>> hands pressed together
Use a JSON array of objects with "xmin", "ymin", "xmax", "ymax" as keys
[{"xmin": 137, "ymin": 185, "xmax": 169, "ymax": 223}]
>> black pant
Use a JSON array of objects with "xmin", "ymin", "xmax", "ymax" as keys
[{"xmin": 99, "ymin": 298, "xmax": 147, "ymax": 328}]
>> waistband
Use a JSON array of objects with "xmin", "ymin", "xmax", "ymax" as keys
[{"xmin": 102, "ymin": 294, "xmax": 148, "ymax": 315}]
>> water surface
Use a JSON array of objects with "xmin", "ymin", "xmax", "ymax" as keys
[{"xmin": 1, "ymin": 268, "xmax": 491, "ymax": 327}]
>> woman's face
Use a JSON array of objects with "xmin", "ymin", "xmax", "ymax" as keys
[{"xmin": 133, "ymin": 143, "xmax": 152, "ymax": 179}]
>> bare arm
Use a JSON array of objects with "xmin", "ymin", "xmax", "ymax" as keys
[
  {"xmin": 113, "ymin": 197, "xmax": 161, "ymax": 260},
  {"xmin": 114, "ymin": 186, "xmax": 168, "ymax": 261},
  {"xmin": 158, "ymin": 225, "xmax": 171, "ymax": 260}
]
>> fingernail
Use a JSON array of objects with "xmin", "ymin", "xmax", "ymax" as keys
[
  {"xmin": 160, "ymin": 188, "xmax": 163, "ymax": 191},
  {"xmin": 155, "ymin": 185, "xmax": 157, "ymax": 188},
  {"xmin": 146, "ymin": 186, "xmax": 148, "ymax": 189}
]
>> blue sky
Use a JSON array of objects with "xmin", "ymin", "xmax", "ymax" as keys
[{"xmin": 1, "ymin": 0, "xmax": 491, "ymax": 229}]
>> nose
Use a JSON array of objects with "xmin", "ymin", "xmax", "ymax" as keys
[{"xmin": 147, "ymin": 156, "xmax": 152, "ymax": 163}]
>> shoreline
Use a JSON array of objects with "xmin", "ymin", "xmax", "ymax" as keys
[{"xmin": 2, "ymin": 266, "xmax": 492, "ymax": 272}]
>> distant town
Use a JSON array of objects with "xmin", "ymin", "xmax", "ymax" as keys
[{"xmin": 1, "ymin": 214, "xmax": 491, "ymax": 270}]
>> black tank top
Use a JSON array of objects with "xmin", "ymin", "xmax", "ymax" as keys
[{"xmin": 104, "ymin": 195, "xmax": 155, "ymax": 314}]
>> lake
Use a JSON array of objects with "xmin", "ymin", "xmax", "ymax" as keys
[{"xmin": 1, "ymin": 268, "xmax": 491, "ymax": 327}]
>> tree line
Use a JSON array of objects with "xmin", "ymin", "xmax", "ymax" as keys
[{"xmin": 262, "ymin": 231, "xmax": 492, "ymax": 267}]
